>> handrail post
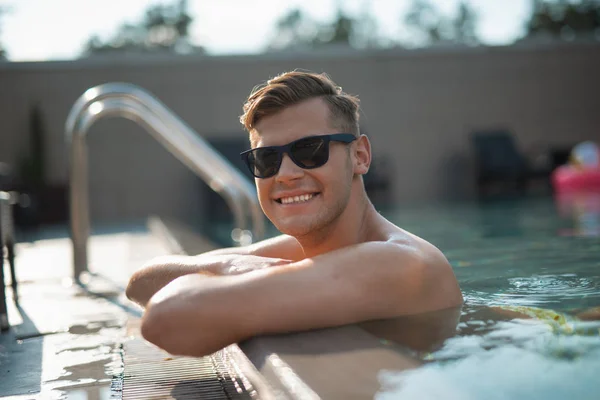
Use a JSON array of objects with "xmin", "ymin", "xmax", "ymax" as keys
[{"xmin": 69, "ymin": 132, "xmax": 90, "ymax": 280}]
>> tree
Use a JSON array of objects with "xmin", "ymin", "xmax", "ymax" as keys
[
  {"xmin": 525, "ymin": 0, "xmax": 600, "ymax": 40},
  {"xmin": 0, "ymin": 6, "xmax": 8, "ymax": 59},
  {"xmin": 453, "ymin": 2, "xmax": 479, "ymax": 45},
  {"xmin": 404, "ymin": 0, "xmax": 445, "ymax": 45},
  {"xmin": 267, "ymin": 4, "xmax": 381, "ymax": 51},
  {"xmin": 82, "ymin": 0, "xmax": 201, "ymax": 57},
  {"xmin": 403, "ymin": 0, "xmax": 479, "ymax": 47},
  {"xmin": 315, "ymin": 11, "xmax": 356, "ymax": 46},
  {"xmin": 267, "ymin": 8, "xmax": 319, "ymax": 51},
  {"xmin": 314, "ymin": 7, "xmax": 381, "ymax": 49}
]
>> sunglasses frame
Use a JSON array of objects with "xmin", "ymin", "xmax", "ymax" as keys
[{"xmin": 240, "ymin": 133, "xmax": 357, "ymax": 178}]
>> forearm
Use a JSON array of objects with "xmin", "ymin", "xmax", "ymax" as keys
[
  {"xmin": 126, "ymin": 254, "xmax": 224, "ymax": 307},
  {"xmin": 126, "ymin": 252, "xmax": 293, "ymax": 307}
]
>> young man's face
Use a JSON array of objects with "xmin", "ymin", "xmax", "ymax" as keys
[{"xmin": 250, "ymin": 98, "xmax": 356, "ymax": 237}]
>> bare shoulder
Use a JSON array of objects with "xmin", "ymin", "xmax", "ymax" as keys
[
  {"xmin": 380, "ymin": 221, "xmax": 449, "ymax": 266},
  {"xmin": 380, "ymin": 226, "xmax": 463, "ymax": 310}
]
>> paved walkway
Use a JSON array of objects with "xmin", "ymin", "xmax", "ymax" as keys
[{"xmin": 0, "ymin": 230, "xmax": 171, "ymax": 399}]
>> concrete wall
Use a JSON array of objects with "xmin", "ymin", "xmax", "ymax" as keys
[{"xmin": 1, "ymin": 42, "xmax": 599, "ymax": 225}]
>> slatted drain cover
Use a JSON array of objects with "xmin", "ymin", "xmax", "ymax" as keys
[{"xmin": 122, "ymin": 338, "xmax": 257, "ymax": 399}]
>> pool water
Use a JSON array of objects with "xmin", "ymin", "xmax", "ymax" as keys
[
  {"xmin": 375, "ymin": 196, "xmax": 600, "ymax": 400},
  {"xmin": 386, "ymin": 197, "xmax": 600, "ymax": 312}
]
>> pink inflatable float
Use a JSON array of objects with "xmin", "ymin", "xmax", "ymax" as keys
[
  {"xmin": 553, "ymin": 166, "xmax": 600, "ymax": 192},
  {"xmin": 552, "ymin": 141, "xmax": 600, "ymax": 192}
]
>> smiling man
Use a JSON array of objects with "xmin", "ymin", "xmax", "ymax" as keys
[{"xmin": 126, "ymin": 71, "xmax": 463, "ymax": 357}]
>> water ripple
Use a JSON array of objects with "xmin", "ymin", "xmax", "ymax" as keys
[
  {"xmin": 460, "ymin": 273, "xmax": 600, "ymax": 311},
  {"xmin": 491, "ymin": 274, "xmax": 600, "ymax": 309}
]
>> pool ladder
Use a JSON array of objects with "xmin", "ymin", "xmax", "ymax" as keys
[{"xmin": 65, "ymin": 83, "xmax": 265, "ymax": 281}]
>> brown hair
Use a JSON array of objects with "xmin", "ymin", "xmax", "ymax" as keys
[{"xmin": 240, "ymin": 71, "xmax": 360, "ymax": 140}]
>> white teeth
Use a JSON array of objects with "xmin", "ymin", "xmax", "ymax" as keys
[{"xmin": 280, "ymin": 193, "xmax": 314, "ymax": 204}]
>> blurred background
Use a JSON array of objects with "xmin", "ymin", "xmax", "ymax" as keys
[{"xmin": 0, "ymin": 0, "xmax": 598, "ymax": 240}]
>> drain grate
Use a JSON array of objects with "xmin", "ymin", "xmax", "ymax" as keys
[{"xmin": 122, "ymin": 338, "xmax": 256, "ymax": 399}]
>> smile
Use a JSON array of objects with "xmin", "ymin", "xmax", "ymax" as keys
[{"xmin": 277, "ymin": 193, "xmax": 318, "ymax": 205}]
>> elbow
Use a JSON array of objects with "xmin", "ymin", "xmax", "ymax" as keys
[
  {"xmin": 125, "ymin": 275, "xmax": 137, "ymax": 302},
  {"xmin": 126, "ymin": 257, "xmax": 168, "ymax": 306},
  {"xmin": 126, "ymin": 271, "xmax": 148, "ymax": 307},
  {"xmin": 141, "ymin": 302, "xmax": 227, "ymax": 357},
  {"xmin": 140, "ymin": 278, "xmax": 228, "ymax": 357},
  {"xmin": 140, "ymin": 274, "xmax": 247, "ymax": 356},
  {"xmin": 141, "ymin": 301, "xmax": 189, "ymax": 355},
  {"xmin": 141, "ymin": 304, "xmax": 170, "ymax": 350}
]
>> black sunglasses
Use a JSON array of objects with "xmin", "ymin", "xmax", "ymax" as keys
[{"xmin": 240, "ymin": 133, "xmax": 357, "ymax": 179}]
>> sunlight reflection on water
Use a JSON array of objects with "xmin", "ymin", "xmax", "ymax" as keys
[{"xmin": 377, "ymin": 318, "xmax": 600, "ymax": 400}]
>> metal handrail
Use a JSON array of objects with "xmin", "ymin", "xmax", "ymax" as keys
[{"xmin": 65, "ymin": 83, "xmax": 264, "ymax": 280}]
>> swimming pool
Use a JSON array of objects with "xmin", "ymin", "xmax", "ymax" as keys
[
  {"xmin": 44, "ymin": 195, "xmax": 596, "ymax": 399},
  {"xmin": 375, "ymin": 196, "xmax": 600, "ymax": 399}
]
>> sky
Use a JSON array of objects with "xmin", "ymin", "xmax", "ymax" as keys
[{"xmin": 0, "ymin": 0, "xmax": 532, "ymax": 62}]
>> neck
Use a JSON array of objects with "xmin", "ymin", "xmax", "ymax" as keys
[{"xmin": 295, "ymin": 186, "xmax": 379, "ymax": 259}]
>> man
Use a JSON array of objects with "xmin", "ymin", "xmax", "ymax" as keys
[{"xmin": 126, "ymin": 71, "xmax": 463, "ymax": 357}]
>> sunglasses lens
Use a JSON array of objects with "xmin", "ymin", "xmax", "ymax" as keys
[
  {"xmin": 249, "ymin": 147, "xmax": 280, "ymax": 177},
  {"xmin": 291, "ymin": 137, "xmax": 328, "ymax": 168},
  {"xmin": 245, "ymin": 136, "xmax": 333, "ymax": 178}
]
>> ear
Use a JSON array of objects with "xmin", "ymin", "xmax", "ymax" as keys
[{"xmin": 353, "ymin": 134, "xmax": 371, "ymax": 176}]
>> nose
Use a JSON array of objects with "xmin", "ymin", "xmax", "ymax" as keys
[{"xmin": 275, "ymin": 153, "xmax": 304, "ymax": 183}]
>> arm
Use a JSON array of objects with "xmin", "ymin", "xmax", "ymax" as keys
[
  {"xmin": 141, "ymin": 240, "xmax": 463, "ymax": 357},
  {"xmin": 202, "ymin": 234, "xmax": 304, "ymax": 260},
  {"xmin": 125, "ymin": 234, "xmax": 303, "ymax": 306}
]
